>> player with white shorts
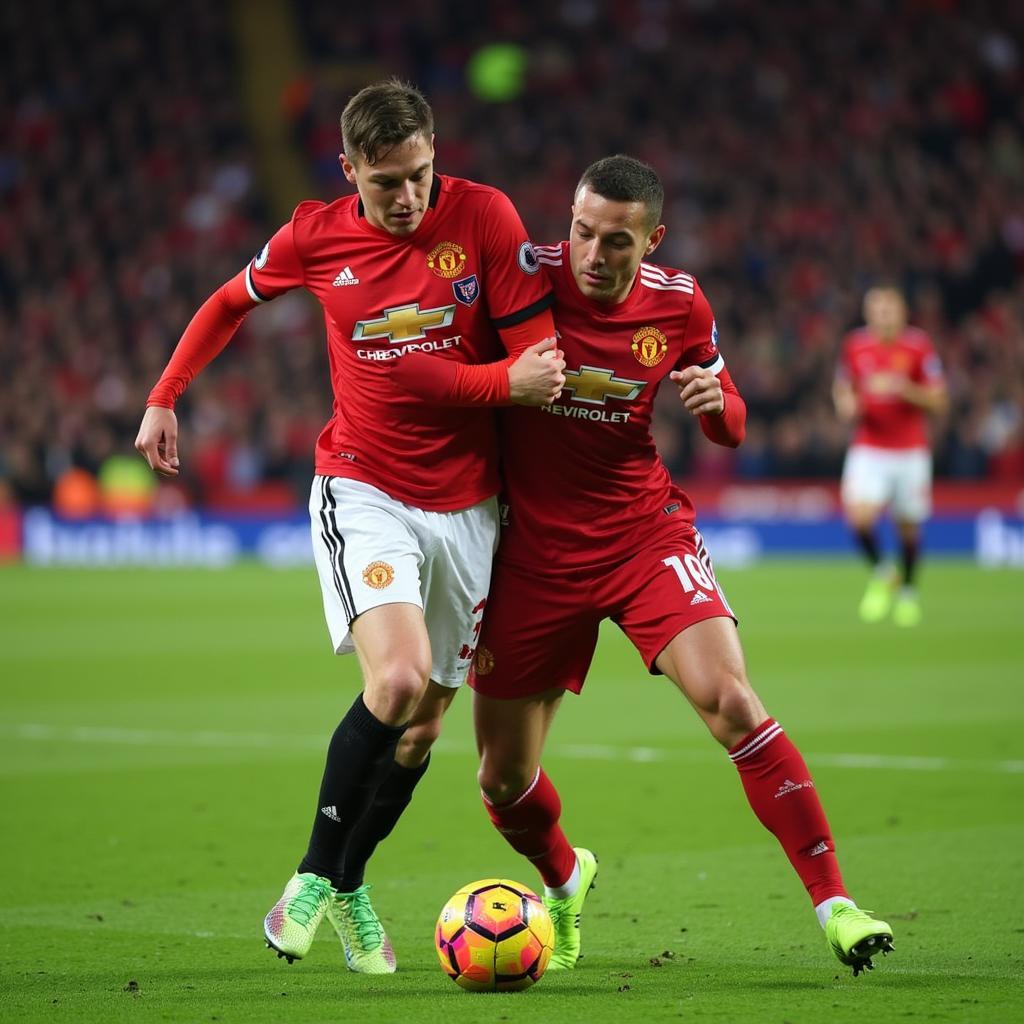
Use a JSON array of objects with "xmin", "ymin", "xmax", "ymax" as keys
[
  {"xmin": 310, "ymin": 476, "xmax": 498, "ymax": 685},
  {"xmin": 834, "ymin": 285, "xmax": 947, "ymax": 626}
]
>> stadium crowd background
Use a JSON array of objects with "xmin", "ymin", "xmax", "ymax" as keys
[{"xmin": 1, "ymin": 0, "xmax": 1022, "ymax": 515}]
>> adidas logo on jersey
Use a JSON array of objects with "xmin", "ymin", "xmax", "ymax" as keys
[
  {"xmin": 690, "ymin": 591, "xmax": 713, "ymax": 606},
  {"xmin": 332, "ymin": 266, "xmax": 359, "ymax": 287}
]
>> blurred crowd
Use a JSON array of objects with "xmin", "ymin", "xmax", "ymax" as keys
[{"xmin": 2, "ymin": 0, "xmax": 1022, "ymax": 513}]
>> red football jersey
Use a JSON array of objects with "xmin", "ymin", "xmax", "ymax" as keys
[
  {"xmin": 497, "ymin": 242, "xmax": 725, "ymax": 570},
  {"xmin": 247, "ymin": 174, "xmax": 551, "ymax": 511},
  {"xmin": 838, "ymin": 327, "xmax": 943, "ymax": 450}
]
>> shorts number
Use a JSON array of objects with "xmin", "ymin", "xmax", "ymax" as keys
[{"xmin": 662, "ymin": 554, "xmax": 713, "ymax": 593}]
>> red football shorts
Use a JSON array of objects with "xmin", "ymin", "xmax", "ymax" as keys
[{"xmin": 468, "ymin": 525, "xmax": 736, "ymax": 700}]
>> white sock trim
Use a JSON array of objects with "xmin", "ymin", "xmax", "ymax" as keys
[
  {"xmin": 544, "ymin": 857, "xmax": 580, "ymax": 901},
  {"xmin": 815, "ymin": 895, "xmax": 856, "ymax": 929}
]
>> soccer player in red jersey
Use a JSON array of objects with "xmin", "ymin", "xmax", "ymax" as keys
[
  {"xmin": 833, "ymin": 285, "xmax": 947, "ymax": 626},
  {"xmin": 396, "ymin": 155, "xmax": 895, "ymax": 976},
  {"xmin": 134, "ymin": 80, "xmax": 565, "ymax": 972}
]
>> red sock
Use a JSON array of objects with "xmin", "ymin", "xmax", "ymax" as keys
[
  {"xmin": 482, "ymin": 768, "xmax": 577, "ymax": 889},
  {"xmin": 730, "ymin": 718, "xmax": 848, "ymax": 905}
]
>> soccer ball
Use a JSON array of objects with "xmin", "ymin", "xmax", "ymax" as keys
[{"xmin": 435, "ymin": 878, "xmax": 554, "ymax": 992}]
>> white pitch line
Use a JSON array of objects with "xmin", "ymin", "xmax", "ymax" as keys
[{"xmin": 4, "ymin": 723, "xmax": 1023, "ymax": 775}]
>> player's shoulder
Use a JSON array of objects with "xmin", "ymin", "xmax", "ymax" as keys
[
  {"xmin": 844, "ymin": 326, "xmax": 875, "ymax": 351},
  {"xmin": 901, "ymin": 326, "xmax": 935, "ymax": 350},
  {"xmin": 438, "ymin": 173, "xmax": 512, "ymax": 211},
  {"xmin": 638, "ymin": 259, "xmax": 698, "ymax": 305},
  {"xmin": 290, "ymin": 195, "xmax": 354, "ymax": 224}
]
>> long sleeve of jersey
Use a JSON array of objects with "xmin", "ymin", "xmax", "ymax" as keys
[
  {"xmin": 698, "ymin": 367, "xmax": 746, "ymax": 447},
  {"xmin": 388, "ymin": 307, "xmax": 556, "ymax": 406},
  {"xmin": 146, "ymin": 270, "xmax": 257, "ymax": 408}
]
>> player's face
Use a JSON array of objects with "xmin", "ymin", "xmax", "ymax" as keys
[
  {"xmin": 569, "ymin": 186, "xmax": 665, "ymax": 303},
  {"xmin": 341, "ymin": 133, "xmax": 435, "ymax": 236},
  {"xmin": 863, "ymin": 288, "xmax": 907, "ymax": 339}
]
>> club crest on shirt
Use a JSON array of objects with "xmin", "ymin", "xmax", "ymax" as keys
[
  {"xmin": 362, "ymin": 561, "xmax": 395, "ymax": 589},
  {"xmin": 631, "ymin": 326, "xmax": 668, "ymax": 367},
  {"xmin": 427, "ymin": 240, "xmax": 467, "ymax": 279},
  {"xmin": 452, "ymin": 274, "xmax": 479, "ymax": 306},
  {"xmin": 473, "ymin": 646, "xmax": 495, "ymax": 676}
]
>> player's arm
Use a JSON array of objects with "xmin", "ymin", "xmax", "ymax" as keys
[
  {"xmin": 669, "ymin": 285, "xmax": 745, "ymax": 447},
  {"xmin": 389, "ymin": 306, "xmax": 566, "ymax": 407},
  {"xmin": 135, "ymin": 271, "xmax": 257, "ymax": 476},
  {"xmin": 832, "ymin": 374, "xmax": 859, "ymax": 423},
  {"xmin": 136, "ymin": 214, "xmax": 307, "ymax": 476},
  {"xmin": 898, "ymin": 378, "xmax": 947, "ymax": 414}
]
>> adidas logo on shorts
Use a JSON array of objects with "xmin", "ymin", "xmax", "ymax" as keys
[{"xmin": 690, "ymin": 591, "xmax": 713, "ymax": 606}]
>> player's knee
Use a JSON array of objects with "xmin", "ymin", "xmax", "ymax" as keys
[
  {"xmin": 708, "ymin": 673, "xmax": 764, "ymax": 745},
  {"xmin": 477, "ymin": 760, "xmax": 535, "ymax": 806},
  {"xmin": 365, "ymin": 663, "xmax": 430, "ymax": 724},
  {"xmin": 399, "ymin": 716, "xmax": 442, "ymax": 764}
]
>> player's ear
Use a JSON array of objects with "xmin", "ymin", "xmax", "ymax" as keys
[
  {"xmin": 339, "ymin": 153, "xmax": 358, "ymax": 185},
  {"xmin": 644, "ymin": 224, "xmax": 666, "ymax": 257}
]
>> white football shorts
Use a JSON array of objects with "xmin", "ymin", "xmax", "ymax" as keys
[
  {"xmin": 309, "ymin": 476, "xmax": 499, "ymax": 686},
  {"xmin": 840, "ymin": 445, "xmax": 932, "ymax": 522}
]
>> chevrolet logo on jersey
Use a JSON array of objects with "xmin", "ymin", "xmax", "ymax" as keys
[
  {"xmin": 562, "ymin": 365, "xmax": 647, "ymax": 405},
  {"xmin": 352, "ymin": 303, "xmax": 457, "ymax": 343}
]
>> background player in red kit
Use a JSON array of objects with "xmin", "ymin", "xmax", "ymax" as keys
[
  {"xmin": 134, "ymin": 80, "xmax": 565, "ymax": 973},
  {"xmin": 833, "ymin": 285, "xmax": 948, "ymax": 626},
  {"xmin": 398, "ymin": 155, "xmax": 895, "ymax": 976}
]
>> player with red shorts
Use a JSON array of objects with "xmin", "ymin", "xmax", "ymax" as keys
[
  {"xmin": 833, "ymin": 285, "xmax": 947, "ymax": 626},
  {"xmin": 396, "ymin": 155, "xmax": 896, "ymax": 976},
  {"xmin": 134, "ymin": 80, "xmax": 565, "ymax": 973}
]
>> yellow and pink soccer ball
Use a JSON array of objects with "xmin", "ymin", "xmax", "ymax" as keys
[{"xmin": 435, "ymin": 878, "xmax": 554, "ymax": 992}]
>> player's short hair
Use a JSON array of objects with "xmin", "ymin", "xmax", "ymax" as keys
[
  {"xmin": 576, "ymin": 155, "xmax": 664, "ymax": 229},
  {"xmin": 341, "ymin": 78, "xmax": 434, "ymax": 166}
]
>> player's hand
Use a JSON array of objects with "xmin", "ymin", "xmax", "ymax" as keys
[
  {"xmin": 135, "ymin": 406, "xmax": 180, "ymax": 476},
  {"xmin": 508, "ymin": 337, "xmax": 566, "ymax": 407},
  {"xmin": 670, "ymin": 365, "xmax": 724, "ymax": 416}
]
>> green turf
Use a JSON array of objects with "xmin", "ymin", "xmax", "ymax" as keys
[{"xmin": 1, "ymin": 560, "xmax": 1021, "ymax": 1023}]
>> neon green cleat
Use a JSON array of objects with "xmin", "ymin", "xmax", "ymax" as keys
[
  {"xmin": 858, "ymin": 575, "xmax": 893, "ymax": 623},
  {"xmin": 544, "ymin": 848, "xmax": 598, "ymax": 970},
  {"xmin": 263, "ymin": 871, "xmax": 334, "ymax": 962},
  {"xmin": 327, "ymin": 883, "xmax": 396, "ymax": 974},
  {"xmin": 825, "ymin": 904, "xmax": 895, "ymax": 976},
  {"xmin": 892, "ymin": 592, "xmax": 922, "ymax": 627}
]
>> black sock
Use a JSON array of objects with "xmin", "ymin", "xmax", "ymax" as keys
[
  {"xmin": 900, "ymin": 536, "xmax": 919, "ymax": 587},
  {"xmin": 298, "ymin": 694, "xmax": 406, "ymax": 888},
  {"xmin": 853, "ymin": 527, "xmax": 881, "ymax": 567},
  {"xmin": 338, "ymin": 753, "xmax": 431, "ymax": 892}
]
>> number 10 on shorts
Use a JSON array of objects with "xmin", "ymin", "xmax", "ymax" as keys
[{"xmin": 662, "ymin": 553, "xmax": 714, "ymax": 593}]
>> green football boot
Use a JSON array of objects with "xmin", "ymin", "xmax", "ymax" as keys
[
  {"xmin": 858, "ymin": 575, "xmax": 893, "ymax": 623},
  {"xmin": 892, "ymin": 591, "xmax": 922, "ymax": 627},
  {"xmin": 327, "ymin": 883, "xmax": 396, "ymax": 974},
  {"xmin": 544, "ymin": 848, "xmax": 599, "ymax": 970},
  {"xmin": 825, "ymin": 904, "xmax": 894, "ymax": 976},
  {"xmin": 263, "ymin": 871, "xmax": 333, "ymax": 962}
]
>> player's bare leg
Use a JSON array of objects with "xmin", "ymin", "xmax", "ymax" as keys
[
  {"xmin": 892, "ymin": 519, "xmax": 923, "ymax": 626},
  {"xmin": 475, "ymin": 688, "xmax": 598, "ymax": 969},
  {"xmin": 656, "ymin": 616, "xmax": 893, "ymax": 974},
  {"xmin": 845, "ymin": 501, "xmax": 894, "ymax": 622},
  {"xmin": 265, "ymin": 603, "xmax": 431, "ymax": 962}
]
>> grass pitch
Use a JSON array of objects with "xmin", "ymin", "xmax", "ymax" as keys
[{"xmin": 0, "ymin": 560, "xmax": 1021, "ymax": 1023}]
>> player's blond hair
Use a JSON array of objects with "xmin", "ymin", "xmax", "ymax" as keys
[{"xmin": 341, "ymin": 78, "xmax": 434, "ymax": 166}]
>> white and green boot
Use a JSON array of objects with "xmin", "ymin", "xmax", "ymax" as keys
[
  {"xmin": 544, "ymin": 848, "xmax": 599, "ymax": 970},
  {"xmin": 327, "ymin": 883, "xmax": 396, "ymax": 974},
  {"xmin": 825, "ymin": 904, "xmax": 895, "ymax": 976},
  {"xmin": 263, "ymin": 871, "xmax": 334, "ymax": 962}
]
